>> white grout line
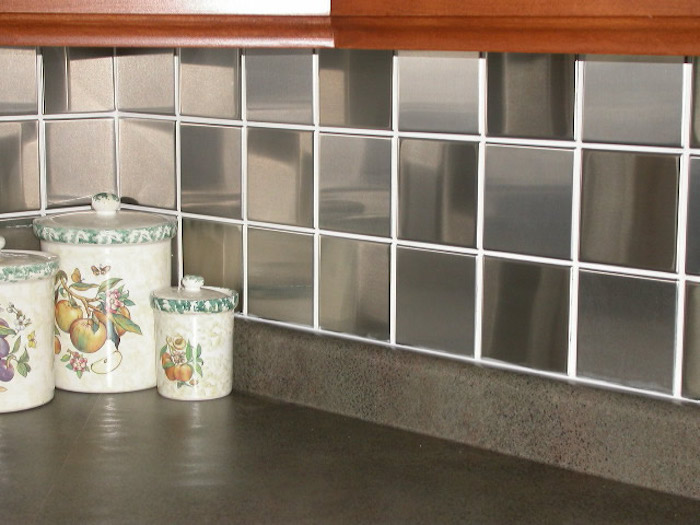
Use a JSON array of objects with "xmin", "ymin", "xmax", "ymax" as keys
[
  {"xmin": 313, "ymin": 49, "xmax": 321, "ymax": 331},
  {"xmin": 241, "ymin": 49, "xmax": 249, "ymax": 316},
  {"xmin": 474, "ymin": 53, "xmax": 487, "ymax": 361},
  {"xmin": 36, "ymin": 47, "xmax": 47, "ymax": 214},
  {"xmin": 173, "ymin": 48, "xmax": 184, "ymax": 285},
  {"xmin": 389, "ymin": 51, "xmax": 399, "ymax": 345}
]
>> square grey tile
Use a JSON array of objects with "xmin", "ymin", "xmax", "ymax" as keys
[
  {"xmin": 0, "ymin": 47, "xmax": 37, "ymax": 115},
  {"xmin": 319, "ymin": 49, "xmax": 392, "ymax": 130},
  {"xmin": 246, "ymin": 49, "xmax": 312, "ymax": 125},
  {"xmin": 578, "ymin": 271, "xmax": 676, "ymax": 393},
  {"xmin": 319, "ymin": 133, "xmax": 391, "ymax": 237},
  {"xmin": 320, "ymin": 236, "xmax": 389, "ymax": 340},
  {"xmin": 45, "ymin": 119, "xmax": 116, "ymax": 208},
  {"xmin": 0, "ymin": 121, "xmax": 39, "ymax": 213},
  {"xmin": 583, "ymin": 55, "xmax": 683, "ymax": 146},
  {"xmin": 180, "ymin": 48, "xmax": 240, "ymax": 119},
  {"xmin": 181, "ymin": 124, "xmax": 241, "ymax": 219},
  {"xmin": 119, "ymin": 118, "xmax": 175, "ymax": 209},
  {"xmin": 183, "ymin": 218, "xmax": 242, "ymax": 303},
  {"xmin": 116, "ymin": 48, "xmax": 175, "ymax": 115},
  {"xmin": 396, "ymin": 247, "xmax": 475, "ymax": 355},
  {"xmin": 43, "ymin": 47, "xmax": 114, "ymax": 114},
  {"xmin": 686, "ymin": 157, "xmax": 700, "ymax": 275},
  {"xmin": 398, "ymin": 138, "xmax": 477, "ymax": 247},
  {"xmin": 247, "ymin": 127, "xmax": 313, "ymax": 227},
  {"xmin": 487, "ymin": 53, "xmax": 575, "ymax": 140},
  {"xmin": 248, "ymin": 228, "xmax": 313, "ymax": 326},
  {"xmin": 484, "ymin": 145, "xmax": 573, "ymax": 259},
  {"xmin": 683, "ymin": 282, "xmax": 700, "ymax": 399},
  {"xmin": 482, "ymin": 257, "xmax": 570, "ymax": 373},
  {"xmin": 0, "ymin": 217, "xmax": 40, "ymax": 250},
  {"xmin": 398, "ymin": 51, "xmax": 479, "ymax": 134},
  {"xmin": 580, "ymin": 149, "xmax": 679, "ymax": 271}
]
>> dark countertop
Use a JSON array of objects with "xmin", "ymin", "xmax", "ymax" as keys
[{"xmin": 2, "ymin": 390, "xmax": 699, "ymax": 524}]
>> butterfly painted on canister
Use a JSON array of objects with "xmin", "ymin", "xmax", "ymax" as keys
[{"xmin": 91, "ymin": 264, "xmax": 111, "ymax": 276}]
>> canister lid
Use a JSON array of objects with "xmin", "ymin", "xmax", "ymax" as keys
[
  {"xmin": 151, "ymin": 275, "xmax": 238, "ymax": 314},
  {"xmin": 0, "ymin": 236, "xmax": 59, "ymax": 283},
  {"xmin": 33, "ymin": 193, "xmax": 177, "ymax": 245}
]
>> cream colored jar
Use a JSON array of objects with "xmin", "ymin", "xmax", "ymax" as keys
[
  {"xmin": 33, "ymin": 193, "xmax": 177, "ymax": 393},
  {"xmin": 0, "ymin": 236, "xmax": 59, "ymax": 412},
  {"xmin": 151, "ymin": 275, "xmax": 238, "ymax": 401}
]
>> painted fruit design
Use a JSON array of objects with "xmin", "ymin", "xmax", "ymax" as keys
[
  {"xmin": 160, "ymin": 335, "xmax": 203, "ymax": 388},
  {"xmin": 0, "ymin": 303, "xmax": 35, "ymax": 393},
  {"xmin": 54, "ymin": 266, "xmax": 142, "ymax": 377}
]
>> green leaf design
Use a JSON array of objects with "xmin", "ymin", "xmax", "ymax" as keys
[
  {"xmin": 163, "ymin": 361, "xmax": 175, "ymax": 369},
  {"xmin": 19, "ymin": 349, "xmax": 29, "ymax": 364},
  {"xmin": 111, "ymin": 313, "xmax": 141, "ymax": 335},
  {"xmin": 66, "ymin": 364, "xmax": 72, "ymax": 370},
  {"xmin": 70, "ymin": 282, "xmax": 99, "ymax": 291},
  {"xmin": 123, "ymin": 299, "xmax": 135, "ymax": 307},
  {"xmin": 97, "ymin": 278, "xmax": 123, "ymax": 294},
  {"xmin": 195, "ymin": 364, "xmax": 203, "ymax": 377},
  {"xmin": 196, "ymin": 344, "xmax": 202, "ymax": 358},
  {"xmin": 23, "ymin": 363, "xmax": 31, "ymax": 374},
  {"xmin": 185, "ymin": 342, "xmax": 193, "ymax": 362},
  {"xmin": 0, "ymin": 325, "xmax": 16, "ymax": 337},
  {"xmin": 61, "ymin": 354, "xmax": 70, "ymax": 362},
  {"xmin": 76, "ymin": 370, "xmax": 83, "ymax": 379},
  {"xmin": 16, "ymin": 362, "xmax": 28, "ymax": 378},
  {"xmin": 160, "ymin": 345, "xmax": 168, "ymax": 356},
  {"xmin": 12, "ymin": 337, "xmax": 21, "ymax": 354}
]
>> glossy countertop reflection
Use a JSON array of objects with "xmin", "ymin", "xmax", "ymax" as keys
[{"xmin": 2, "ymin": 391, "xmax": 699, "ymax": 524}]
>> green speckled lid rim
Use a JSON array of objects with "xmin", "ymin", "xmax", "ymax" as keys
[
  {"xmin": 0, "ymin": 236, "xmax": 60, "ymax": 283},
  {"xmin": 150, "ymin": 275, "xmax": 239, "ymax": 314}
]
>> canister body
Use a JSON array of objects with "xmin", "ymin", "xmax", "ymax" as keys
[
  {"xmin": 0, "ymin": 277, "xmax": 55, "ymax": 412},
  {"xmin": 154, "ymin": 310, "xmax": 234, "ymax": 400},
  {"xmin": 42, "ymin": 240, "xmax": 171, "ymax": 393}
]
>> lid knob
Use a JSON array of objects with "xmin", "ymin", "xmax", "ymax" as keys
[
  {"xmin": 0, "ymin": 235, "xmax": 5, "ymax": 251},
  {"xmin": 92, "ymin": 193, "xmax": 120, "ymax": 216},
  {"xmin": 182, "ymin": 275, "xmax": 204, "ymax": 292}
]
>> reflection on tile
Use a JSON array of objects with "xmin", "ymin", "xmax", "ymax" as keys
[
  {"xmin": 398, "ymin": 138, "xmax": 477, "ymax": 247},
  {"xmin": 43, "ymin": 47, "xmax": 114, "ymax": 114},
  {"xmin": 693, "ymin": 58, "xmax": 700, "ymax": 148},
  {"xmin": 181, "ymin": 124, "xmax": 241, "ymax": 219},
  {"xmin": 319, "ymin": 49, "xmax": 392, "ymax": 129},
  {"xmin": 319, "ymin": 134, "xmax": 391, "ymax": 236},
  {"xmin": 0, "ymin": 217, "xmax": 40, "ymax": 250},
  {"xmin": 484, "ymin": 145, "xmax": 573, "ymax": 259},
  {"xmin": 119, "ymin": 118, "xmax": 175, "ymax": 209},
  {"xmin": 0, "ymin": 47, "xmax": 37, "ymax": 115},
  {"xmin": 580, "ymin": 149, "xmax": 678, "ymax": 271},
  {"xmin": 398, "ymin": 51, "xmax": 479, "ymax": 134},
  {"xmin": 686, "ymin": 157, "xmax": 700, "ymax": 274},
  {"xmin": 583, "ymin": 55, "xmax": 683, "ymax": 146},
  {"xmin": 116, "ymin": 48, "xmax": 175, "ymax": 114},
  {"xmin": 396, "ymin": 247, "xmax": 475, "ymax": 355},
  {"xmin": 578, "ymin": 271, "xmax": 676, "ymax": 393},
  {"xmin": 482, "ymin": 257, "xmax": 569, "ymax": 373},
  {"xmin": 0, "ymin": 121, "xmax": 39, "ymax": 213},
  {"xmin": 487, "ymin": 53, "xmax": 575, "ymax": 140},
  {"xmin": 183, "ymin": 219, "xmax": 242, "ymax": 304},
  {"xmin": 247, "ymin": 127, "xmax": 313, "ymax": 227},
  {"xmin": 45, "ymin": 119, "xmax": 116, "ymax": 208},
  {"xmin": 180, "ymin": 48, "xmax": 240, "ymax": 119},
  {"xmin": 320, "ymin": 236, "xmax": 389, "ymax": 340},
  {"xmin": 246, "ymin": 49, "xmax": 312, "ymax": 124},
  {"xmin": 683, "ymin": 282, "xmax": 700, "ymax": 399},
  {"xmin": 248, "ymin": 228, "xmax": 313, "ymax": 326}
]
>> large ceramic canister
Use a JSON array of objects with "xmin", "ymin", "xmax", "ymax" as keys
[
  {"xmin": 33, "ymin": 193, "xmax": 177, "ymax": 393},
  {"xmin": 0, "ymin": 235, "xmax": 59, "ymax": 412},
  {"xmin": 151, "ymin": 275, "xmax": 238, "ymax": 401}
]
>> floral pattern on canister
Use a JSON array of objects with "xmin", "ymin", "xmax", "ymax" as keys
[
  {"xmin": 0, "ymin": 302, "xmax": 35, "ymax": 392},
  {"xmin": 160, "ymin": 335, "xmax": 204, "ymax": 389}
]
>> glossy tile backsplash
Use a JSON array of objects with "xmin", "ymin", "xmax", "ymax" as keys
[{"xmin": 1, "ymin": 47, "xmax": 700, "ymax": 406}]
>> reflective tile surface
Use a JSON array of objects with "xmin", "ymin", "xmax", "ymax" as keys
[
  {"xmin": 396, "ymin": 247, "xmax": 475, "ymax": 355},
  {"xmin": 685, "ymin": 157, "xmax": 700, "ymax": 274},
  {"xmin": 482, "ymin": 257, "xmax": 570, "ymax": 373},
  {"xmin": 0, "ymin": 121, "xmax": 39, "ymax": 213},
  {"xmin": 248, "ymin": 228, "xmax": 314, "ymax": 326},
  {"xmin": 43, "ymin": 47, "xmax": 114, "ymax": 114},
  {"xmin": 583, "ymin": 55, "xmax": 683, "ymax": 146},
  {"xmin": 45, "ymin": 118, "xmax": 116, "ymax": 208},
  {"xmin": 692, "ymin": 58, "xmax": 700, "ymax": 148},
  {"xmin": 182, "ymin": 218, "xmax": 242, "ymax": 302},
  {"xmin": 246, "ymin": 49, "xmax": 313, "ymax": 124},
  {"xmin": 0, "ymin": 47, "xmax": 37, "ymax": 115},
  {"xmin": 247, "ymin": 127, "xmax": 313, "ymax": 227},
  {"xmin": 484, "ymin": 145, "xmax": 573, "ymax": 259},
  {"xmin": 397, "ymin": 51, "xmax": 479, "ymax": 134},
  {"xmin": 683, "ymin": 282, "xmax": 700, "ymax": 399},
  {"xmin": 320, "ymin": 236, "xmax": 389, "ymax": 340},
  {"xmin": 118, "ymin": 118, "xmax": 176, "ymax": 209},
  {"xmin": 319, "ymin": 49, "xmax": 392, "ymax": 129},
  {"xmin": 319, "ymin": 133, "xmax": 391, "ymax": 236},
  {"xmin": 116, "ymin": 48, "xmax": 175, "ymax": 115},
  {"xmin": 577, "ymin": 271, "xmax": 676, "ymax": 393},
  {"xmin": 0, "ymin": 217, "xmax": 40, "ymax": 250},
  {"xmin": 180, "ymin": 47, "xmax": 240, "ymax": 119},
  {"xmin": 487, "ymin": 53, "xmax": 575, "ymax": 140},
  {"xmin": 181, "ymin": 124, "xmax": 241, "ymax": 219},
  {"xmin": 580, "ymin": 149, "xmax": 679, "ymax": 271},
  {"xmin": 398, "ymin": 138, "xmax": 477, "ymax": 247}
]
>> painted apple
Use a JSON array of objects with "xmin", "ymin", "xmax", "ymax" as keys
[
  {"xmin": 55, "ymin": 300, "xmax": 83, "ymax": 333},
  {"xmin": 69, "ymin": 318, "xmax": 107, "ymax": 354}
]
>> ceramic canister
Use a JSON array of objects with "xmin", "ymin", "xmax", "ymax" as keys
[
  {"xmin": 151, "ymin": 275, "xmax": 238, "ymax": 401},
  {"xmin": 32, "ymin": 193, "xmax": 177, "ymax": 393},
  {"xmin": 0, "ymin": 235, "xmax": 59, "ymax": 412}
]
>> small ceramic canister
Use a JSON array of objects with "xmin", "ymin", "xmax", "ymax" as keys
[
  {"xmin": 33, "ymin": 193, "xmax": 177, "ymax": 393},
  {"xmin": 0, "ymin": 235, "xmax": 59, "ymax": 412},
  {"xmin": 151, "ymin": 275, "xmax": 238, "ymax": 400}
]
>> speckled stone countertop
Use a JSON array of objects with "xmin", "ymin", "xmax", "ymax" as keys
[{"xmin": 2, "ymin": 390, "xmax": 699, "ymax": 524}]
